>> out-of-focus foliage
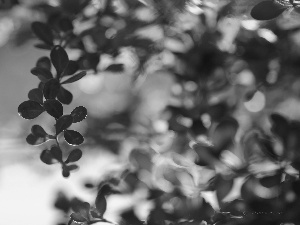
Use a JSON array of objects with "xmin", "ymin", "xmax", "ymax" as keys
[{"xmin": 12, "ymin": 0, "xmax": 300, "ymax": 225}]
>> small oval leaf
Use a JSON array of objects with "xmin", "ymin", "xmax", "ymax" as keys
[
  {"xmin": 250, "ymin": 1, "xmax": 286, "ymax": 20},
  {"xmin": 105, "ymin": 63, "xmax": 124, "ymax": 72},
  {"xmin": 50, "ymin": 45, "xmax": 69, "ymax": 78},
  {"xmin": 57, "ymin": 86, "xmax": 73, "ymax": 105},
  {"xmin": 64, "ymin": 130, "xmax": 84, "ymax": 145},
  {"xmin": 61, "ymin": 71, "xmax": 86, "ymax": 84},
  {"xmin": 31, "ymin": 22, "xmax": 54, "ymax": 46},
  {"xmin": 43, "ymin": 79, "xmax": 60, "ymax": 100},
  {"xmin": 95, "ymin": 192, "xmax": 106, "ymax": 216},
  {"xmin": 56, "ymin": 115, "xmax": 73, "ymax": 134},
  {"xmin": 31, "ymin": 125, "xmax": 48, "ymax": 137},
  {"xmin": 70, "ymin": 106, "xmax": 87, "ymax": 123},
  {"xmin": 18, "ymin": 100, "xmax": 44, "ymax": 119},
  {"xmin": 40, "ymin": 149, "xmax": 54, "ymax": 165},
  {"xmin": 26, "ymin": 133, "xmax": 47, "ymax": 145},
  {"xmin": 31, "ymin": 67, "xmax": 53, "ymax": 83},
  {"xmin": 44, "ymin": 99, "xmax": 63, "ymax": 119},
  {"xmin": 28, "ymin": 88, "xmax": 43, "ymax": 105},
  {"xmin": 65, "ymin": 149, "xmax": 82, "ymax": 163},
  {"xmin": 63, "ymin": 60, "xmax": 79, "ymax": 76},
  {"xmin": 50, "ymin": 146, "xmax": 63, "ymax": 162},
  {"xmin": 36, "ymin": 56, "xmax": 51, "ymax": 71}
]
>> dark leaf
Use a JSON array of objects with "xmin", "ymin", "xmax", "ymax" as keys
[
  {"xmin": 51, "ymin": 45, "xmax": 69, "ymax": 78},
  {"xmin": 61, "ymin": 71, "xmax": 86, "ymax": 84},
  {"xmin": 40, "ymin": 149, "xmax": 54, "ymax": 165},
  {"xmin": 31, "ymin": 22, "xmax": 54, "ymax": 45},
  {"xmin": 95, "ymin": 191, "xmax": 107, "ymax": 216},
  {"xmin": 31, "ymin": 67, "xmax": 53, "ymax": 83},
  {"xmin": 65, "ymin": 149, "xmax": 82, "ymax": 163},
  {"xmin": 59, "ymin": 17, "xmax": 74, "ymax": 32},
  {"xmin": 63, "ymin": 60, "xmax": 79, "ymax": 76},
  {"xmin": 270, "ymin": 113, "xmax": 289, "ymax": 143},
  {"xmin": 26, "ymin": 133, "xmax": 47, "ymax": 145},
  {"xmin": 70, "ymin": 106, "xmax": 87, "ymax": 123},
  {"xmin": 70, "ymin": 213, "xmax": 87, "ymax": 222},
  {"xmin": 90, "ymin": 210, "xmax": 101, "ymax": 219},
  {"xmin": 215, "ymin": 175, "xmax": 234, "ymax": 204},
  {"xmin": 105, "ymin": 63, "xmax": 124, "ymax": 72},
  {"xmin": 50, "ymin": 146, "xmax": 63, "ymax": 162},
  {"xmin": 54, "ymin": 192, "xmax": 70, "ymax": 213},
  {"xmin": 64, "ymin": 130, "xmax": 84, "ymax": 145},
  {"xmin": 18, "ymin": 100, "xmax": 44, "ymax": 119},
  {"xmin": 56, "ymin": 115, "xmax": 73, "ymax": 134},
  {"xmin": 62, "ymin": 168, "xmax": 70, "ymax": 178},
  {"xmin": 121, "ymin": 209, "xmax": 143, "ymax": 225},
  {"xmin": 57, "ymin": 86, "xmax": 73, "ymax": 105},
  {"xmin": 260, "ymin": 172, "xmax": 282, "ymax": 188},
  {"xmin": 36, "ymin": 56, "xmax": 51, "ymax": 71},
  {"xmin": 43, "ymin": 79, "xmax": 60, "ymax": 99},
  {"xmin": 28, "ymin": 88, "xmax": 43, "ymax": 104},
  {"xmin": 44, "ymin": 99, "xmax": 63, "ymax": 119},
  {"xmin": 66, "ymin": 164, "xmax": 79, "ymax": 171},
  {"xmin": 211, "ymin": 117, "xmax": 239, "ymax": 153},
  {"xmin": 31, "ymin": 125, "xmax": 48, "ymax": 137},
  {"xmin": 250, "ymin": 1, "xmax": 286, "ymax": 20}
]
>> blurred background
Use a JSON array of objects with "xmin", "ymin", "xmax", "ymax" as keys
[{"xmin": 2, "ymin": 0, "xmax": 300, "ymax": 225}]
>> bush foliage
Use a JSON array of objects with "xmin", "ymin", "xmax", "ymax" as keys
[{"xmin": 12, "ymin": 0, "xmax": 300, "ymax": 224}]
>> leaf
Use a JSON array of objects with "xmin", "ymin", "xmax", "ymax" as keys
[
  {"xmin": 56, "ymin": 115, "xmax": 73, "ymax": 134},
  {"xmin": 70, "ymin": 213, "xmax": 87, "ymax": 222},
  {"xmin": 105, "ymin": 63, "xmax": 124, "ymax": 72},
  {"xmin": 18, "ymin": 100, "xmax": 44, "ymax": 119},
  {"xmin": 70, "ymin": 106, "xmax": 87, "ymax": 123},
  {"xmin": 31, "ymin": 67, "xmax": 53, "ymax": 83},
  {"xmin": 50, "ymin": 45, "xmax": 69, "ymax": 78},
  {"xmin": 57, "ymin": 86, "xmax": 73, "ymax": 105},
  {"xmin": 66, "ymin": 164, "xmax": 79, "ymax": 171},
  {"xmin": 40, "ymin": 149, "xmax": 54, "ymax": 165},
  {"xmin": 270, "ymin": 113, "xmax": 289, "ymax": 143},
  {"xmin": 43, "ymin": 79, "xmax": 60, "ymax": 99},
  {"xmin": 63, "ymin": 60, "xmax": 79, "ymax": 76},
  {"xmin": 215, "ymin": 175, "xmax": 234, "ymax": 204},
  {"xmin": 31, "ymin": 22, "xmax": 54, "ymax": 46},
  {"xmin": 36, "ymin": 56, "xmax": 51, "ymax": 71},
  {"xmin": 44, "ymin": 99, "xmax": 63, "ymax": 119},
  {"xmin": 65, "ymin": 149, "xmax": 82, "ymax": 163},
  {"xmin": 50, "ymin": 146, "xmax": 63, "ymax": 162},
  {"xmin": 250, "ymin": 1, "xmax": 286, "ymax": 20},
  {"xmin": 26, "ymin": 133, "xmax": 47, "ymax": 145},
  {"xmin": 62, "ymin": 168, "xmax": 70, "ymax": 178},
  {"xmin": 59, "ymin": 17, "xmax": 74, "ymax": 32},
  {"xmin": 64, "ymin": 130, "xmax": 84, "ymax": 145},
  {"xmin": 95, "ymin": 191, "xmax": 107, "ymax": 216},
  {"xmin": 28, "ymin": 88, "xmax": 43, "ymax": 104},
  {"xmin": 260, "ymin": 172, "xmax": 282, "ymax": 188},
  {"xmin": 61, "ymin": 71, "xmax": 87, "ymax": 84},
  {"xmin": 31, "ymin": 125, "xmax": 48, "ymax": 137}
]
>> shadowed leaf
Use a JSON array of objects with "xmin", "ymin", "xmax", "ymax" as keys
[
  {"xmin": 28, "ymin": 88, "xmax": 43, "ymax": 104},
  {"xmin": 65, "ymin": 149, "xmax": 82, "ymax": 163},
  {"xmin": 71, "ymin": 106, "xmax": 87, "ymax": 123},
  {"xmin": 95, "ymin": 191, "xmax": 107, "ymax": 216},
  {"xmin": 105, "ymin": 63, "xmax": 124, "ymax": 72},
  {"xmin": 43, "ymin": 79, "xmax": 60, "ymax": 99},
  {"xmin": 18, "ymin": 100, "xmax": 44, "ymax": 119},
  {"xmin": 32, "ymin": 22, "xmax": 54, "ymax": 46},
  {"xmin": 63, "ymin": 60, "xmax": 79, "ymax": 76},
  {"xmin": 40, "ymin": 149, "xmax": 54, "ymax": 165},
  {"xmin": 64, "ymin": 130, "xmax": 84, "ymax": 145},
  {"xmin": 36, "ymin": 56, "xmax": 51, "ymax": 71},
  {"xmin": 56, "ymin": 115, "xmax": 73, "ymax": 134},
  {"xmin": 31, "ymin": 125, "xmax": 48, "ymax": 137},
  {"xmin": 57, "ymin": 86, "xmax": 73, "ymax": 105},
  {"xmin": 50, "ymin": 146, "xmax": 63, "ymax": 162},
  {"xmin": 31, "ymin": 67, "xmax": 53, "ymax": 83},
  {"xmin": 26, "ymin": 133, "xmax": 47, "ymax": 145},
  {"xmin": 61, "ymin": 71, "xmax": 86, "ymax": 84},
  {"xmin": 250, "ymin": 1, "xmax": 286, "ymax": 20},
  {"xmin": 44, "ymin": 99, "xmax": 63, "ymax": 119},
  {"xmin": 51, "ymin": 45, "xmax": 69, "ymax": 78}
]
